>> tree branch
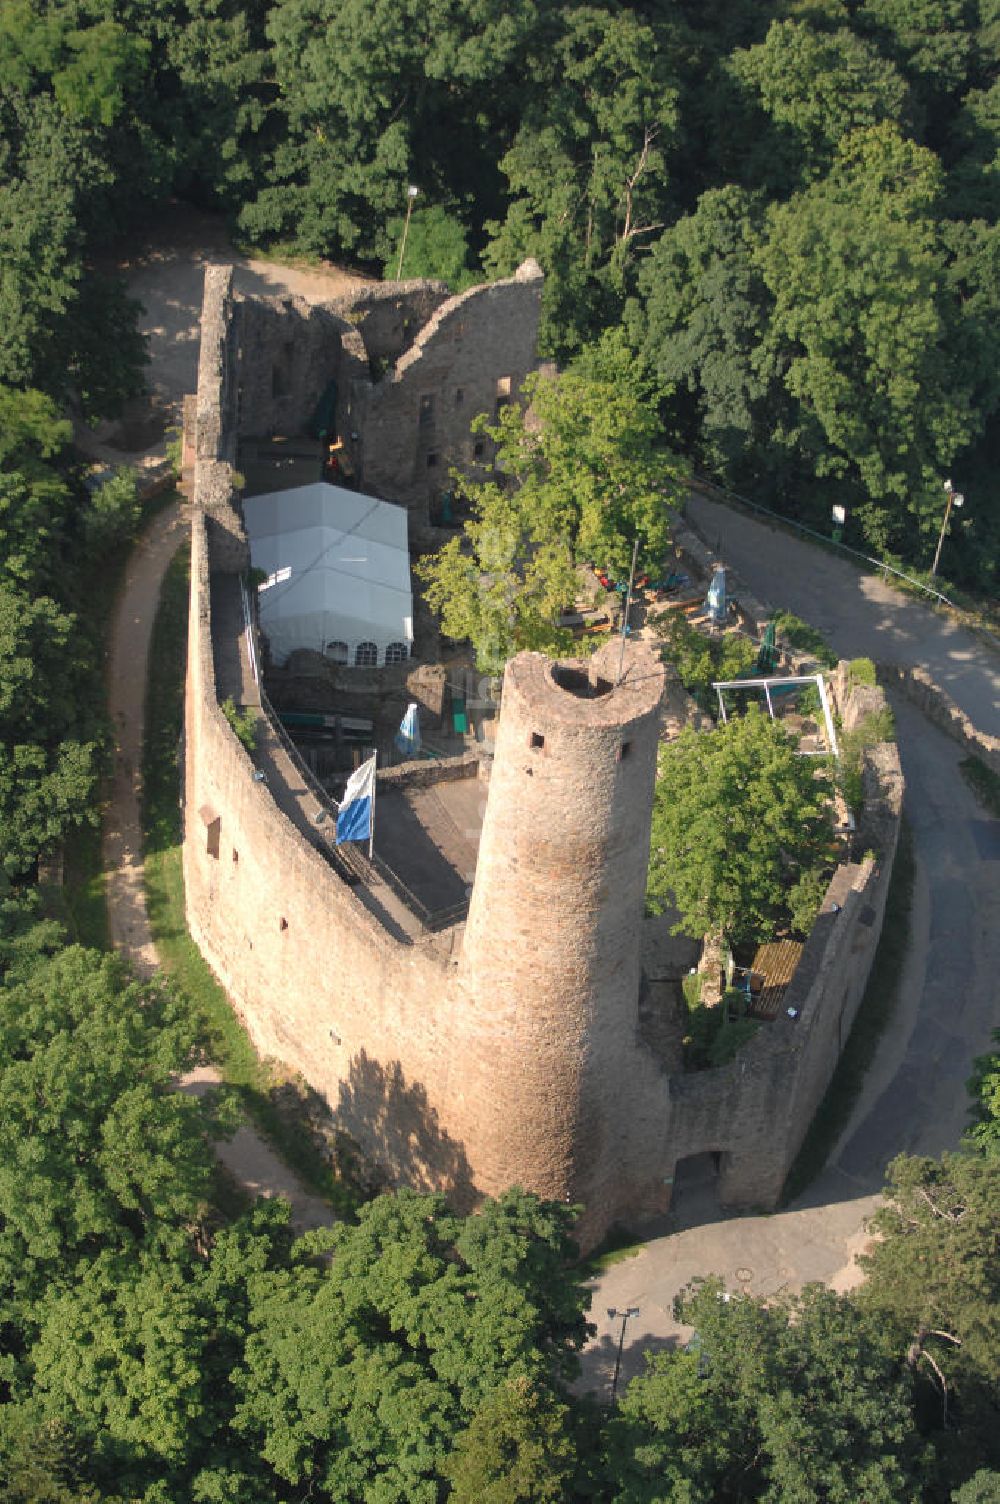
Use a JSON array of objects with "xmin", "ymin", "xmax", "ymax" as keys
[
  {"xmin": 919, "ymin": 1348, "xmax": 950, "ymax": 1427},
  {"xmin": 917, "ymin": 1185, "xmax": 964, "ymax": 1222},
  {"xmin": 619, "ymin": 127, "xmax": 660, "ymax": 246}
]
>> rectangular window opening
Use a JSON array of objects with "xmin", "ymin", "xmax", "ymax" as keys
[
  {"xmin": 619, "ymin": 741, "xmax": 632, "ymax": 761},
  {"xmin": 530, "ymin": 732, "xmax": 545, "ymax": 750}
]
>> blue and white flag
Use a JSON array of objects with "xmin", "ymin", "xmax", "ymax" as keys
[
  {"xmin": 335, "ymin": 753, "xmax": 376, "ymax": 844},
  {"xmin": 394, "ymin": 702, "xmax": 421, "ymax": 758}
]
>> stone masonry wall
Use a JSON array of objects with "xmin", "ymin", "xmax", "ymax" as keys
[
  {"xmin": 186, "ymin": 509, "xmax": 497, "ymax": 1202},
  {"xmin": 205, "ymin": 264, "xmax": 543, "ymax": 540},
  {"xmin": 877, "ymin": 662, "xmax": 1000, "ymax": 775},
  {"xmin": 233, "ymin": 295, "xmax": 369, "ymax": 442}
]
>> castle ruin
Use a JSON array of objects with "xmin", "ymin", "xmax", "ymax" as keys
[{"xmin": 183, "ymin": 264, "xmax": 903, "ymax": 1249}]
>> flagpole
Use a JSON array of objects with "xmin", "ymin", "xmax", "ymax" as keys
[
  {"xmin": 368, "ymin": 749, "xmax": 377, "ymax": 860},
  {"xmin": 616, "ymin": 538, "xmax": 639, "ymax": 686}
]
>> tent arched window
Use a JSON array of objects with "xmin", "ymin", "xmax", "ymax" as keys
[
  {"xmin": 325, "ymin": 640, "xmax": 348, "ymax": 663},
  {"xmin": 384, "ymin": 642, "xmax": 409, "ymax": 665},
  {"xmin": 354, "ymin": 641, "xmax": 378, "ymax": 667}
]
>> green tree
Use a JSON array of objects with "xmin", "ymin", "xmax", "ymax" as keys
[
  {"xmin": 654, "ymin": 612, "xmax": 756, "ymax": 712},
  {"xmin": 28, "ymin": 1252, "xmax": 209, "ymax": 1473},
  {"xmin": 0, "ymin": 948, "xmax": 227, "ymax": 1316},
  {"xmin": 954, "ymin": 1474, "xmax": 1000, "ymax": 1504},
  {"xmin": 444, "ymin": 1376, "xmax": 576, "ymax": 1503},
  {"xmin": 382, "ymin": 204, "xmax": 475, "ymax": 289},
  {"xmin": 858, "ymin": 1151, "xmax": 1000, "ymax": 1479},
  {"xmin": 728, "ymin": 19, "xmax": 911, "ymax": 185},
  {"xmin": 635, "ymin": 186, "xmax": 778, "ymax": 485},
  {"xmin": 242, "ymin": 0, "xmax": 542, "ymax": 263},
  {"xmin": 484, "ymin": 4, "xmax": 679, "ymax": 356},
  {"xmin": 606, "ymin": 1278, "xmax": 922, "ymax": 1502},
  {"xmin": 232, "ymin": 1188, "xmax": 590, "ymax": 1502},
  {"xmin": 0, "ymin": 1407, "xmax": 113, "ymax": 1503},
  {"xmin": 417, "ymin": 362, "xmax": 680, "ymax": 668},
  {"xmin": 857, "ymin": 0, "xmax": 975, "ymax": 134},
  {"xmin": 755, "ymin": 124, "xmax": 977, "ymax": 553},
  {"xmin": 648, "ymin": 708, "xmax": 833, "ymax": 946},
  {"xmin": 967, "ymin": 1030, "xmax": 1000, "ymax": 1154}
]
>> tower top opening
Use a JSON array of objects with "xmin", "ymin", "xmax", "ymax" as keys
[
  {"xmin": 550, "ymin": 663, "xmax": 613, "ymax": 699},
  {"xmin": 500, "ymin": 641, "xmax": 664, "ymax": 732}
]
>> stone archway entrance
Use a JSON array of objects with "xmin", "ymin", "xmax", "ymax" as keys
[{"xmin": 670, "ymin": 1152, "xmax": 724, "ymax": 1229}]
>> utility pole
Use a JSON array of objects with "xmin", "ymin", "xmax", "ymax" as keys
[
  {"xmin": 395, "ymin": 185, "xmax": 419, "ymax": 279},
  {"xmin": 607, "ymin": 1306, "xmax": 640, "ymax": 1404},
  {"xmin": 931, "ymin": 479, "xmax": 964, "ymax": 577}
]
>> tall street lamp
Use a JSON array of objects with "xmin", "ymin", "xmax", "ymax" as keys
[
  {"xmin": 607, "ymin": 1306, "xmax": 640, "ymax": 1404},
  {"xmin": 931, "ymin": 479, "xmax": 964, "ymax": 577},
  {"xmin": 396, "ymin": 185, "xmax": 419, "ymax": 279}
]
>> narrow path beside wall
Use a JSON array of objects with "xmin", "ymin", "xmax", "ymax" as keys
[{"xmin": 103, "ymin": 493, "xmax": 333, "ymax": 1234}]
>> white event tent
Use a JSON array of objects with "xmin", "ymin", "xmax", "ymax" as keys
[{"xmin": 242, "ymin": 483, "xmax": 414, "ymax": 668}]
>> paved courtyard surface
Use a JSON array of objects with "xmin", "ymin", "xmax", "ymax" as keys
[
  {"xmin": 375, "ymin": 779, "xmax": 485, "ymax": 913},
  {"xmin": 581, "ymin": 494, "xmax": 1000, "ymax": 1395}
]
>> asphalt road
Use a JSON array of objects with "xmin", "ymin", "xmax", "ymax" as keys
[
  {"xmin": 581, "ymin": 493, "xmax": 1000, "ymax": 1396},
  {"xmin": 685, "ymin": 492, "xmax": 1000, "ymax": 735}
]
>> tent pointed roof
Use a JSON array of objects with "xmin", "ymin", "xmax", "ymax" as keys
[{"xmin": 242, "ymin": 483, "xmax": 414, "ymax": 667}]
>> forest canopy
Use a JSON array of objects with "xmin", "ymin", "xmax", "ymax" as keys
[{"xmin": 0, "ymin": 0, "xmax": 994, "ymax": 592}]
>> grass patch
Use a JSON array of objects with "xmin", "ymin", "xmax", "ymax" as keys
[
  {"xmin": 846, "ymin": 657, "xmax": 877, "ymax": 689},
  {"xmin": 781, "ymin": 819, "xmax": 915, "ymax": 1202},
  {"xmin": 61, "ymin": 821, "xmax": 109, "ymax": 949},
  {"xmin": 772, "ymin": 610, "xmax": 838, "ymax": 669},
  {"xmin": 959, "ymin": 756, "xmax": 1000, "ymax": 819},
  {"xmin": 580, "ymin": 1224, "xmax": 647, "ymax": 1277},
  {"xmin": 143, "ymin": 548, "xmax": 357, "ymax": 1217}
]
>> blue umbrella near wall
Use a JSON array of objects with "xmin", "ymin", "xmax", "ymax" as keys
[
  {"xmin": 706, "ymin": 566, "xmax": 727, "ymax": 624},
  {"xmin": 395, "ymin": 702, "xmax": 421, "ymax": 759}
]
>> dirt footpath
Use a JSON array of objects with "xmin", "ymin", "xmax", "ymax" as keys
[{"xmin": 114, "ymin": 205, "xmax": 372, "ymax": 443}]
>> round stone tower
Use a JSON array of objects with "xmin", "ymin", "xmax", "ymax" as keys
[{"xmin": 456, "ymin": 637, "xmax": 665, "ymax": 1246}]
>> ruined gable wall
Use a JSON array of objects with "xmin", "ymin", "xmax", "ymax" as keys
[
  {"xmin": 232, "ymin": 295, "xmax": 369, "ymax": 442},
  {"xmin": 326, "ymin": 280, "xmax": 451, "ymax": 366},
  {"xmin": 352, "ymin": 262, "xmax": 544, "ymax": 522}
]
